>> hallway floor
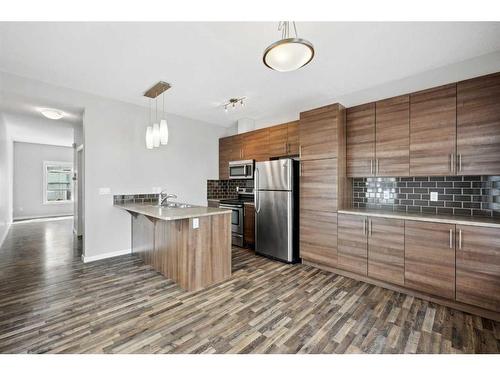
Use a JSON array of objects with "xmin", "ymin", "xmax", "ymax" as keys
[{"xmin": 0, "ymin": 218, "xmax": 499, "ymax": 353}]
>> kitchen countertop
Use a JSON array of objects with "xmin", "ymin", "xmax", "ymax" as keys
[
  {"xmin": 115, "ymin": 202, "xmax": 231, "ymax": 221},
  {"xmin": 338, "ymin": 208, "xmax": 500, "ymax": 228}
]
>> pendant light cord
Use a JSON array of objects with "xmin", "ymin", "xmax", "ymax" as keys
[{"xmin": 278, "ymin": 21, "xmax": 298, "ymax": 39}]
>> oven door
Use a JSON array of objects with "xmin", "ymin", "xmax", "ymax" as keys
[{"xmin": 220, "ymin": 204, "xmax": 244, "ymax": 246}]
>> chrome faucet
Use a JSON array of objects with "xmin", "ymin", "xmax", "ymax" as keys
[{"xmin": 158, "ymin": 191, "xmax": 177, "ymax": 206}]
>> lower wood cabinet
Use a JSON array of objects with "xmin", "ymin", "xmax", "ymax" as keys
[
  {"xmin": 404, "ymin": 221, "xmax": 456, "ymax": 300},
  {"xmin": 243, "ymin": 203, "xmax": 255, "ymax": 249},
  {"xmin": 300, "ymin": 210, "xmax": 337, "ymax": 267},
  {"xmin": 456, "ymin": 225, "xmax": 500, "ymax": 312},
  {"xmin": 367, "ymin": 217, "xmax": 405, "ymax": 286},
  {"xmin": 338, "ymin": 214, "xmax": 368, "ymax": 276}
]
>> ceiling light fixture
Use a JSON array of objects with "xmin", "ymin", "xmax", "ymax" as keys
[
  {"xmin": 223, "ymin": 97, "xmax": 246, "ymax": 113},
  {"xmin": 40, "ymin": 108, "xmax": 64, "ymax": 120},
  {"xmin": 144, "ymin": 81, "xmax": 171, "ymax": 149},
  {"xmin": 263, "ymin": 21, "xmax": 315, "ymax": 72}
]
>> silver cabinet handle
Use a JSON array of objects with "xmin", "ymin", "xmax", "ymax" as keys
[
  {"xmin": 363, "ymin": 217, "xmax": 366, "ymax": 235},
  {"xmin": 370, "ymin": 159, "xmax": 373, "ymax": 175},
  {"xmin": 459, "ymin": 154, "xmax": 462, "ymax": 172},
  {"xmin": 299, "ymin": 145, "xmax": 302, "ymax": 160},
  {"xmin": 376, "ymin": 159, "xmax": 379, "ymax": 175},
  {"xmin": 370, "ymin": 219, "xmax": 373, "ymax": 236},
  {"xmin": 449, "ymin": 228, "xmax": 453, "ymax": 248},
  {"xmin": 459, "ymin": 229, "xmax": 462, "ymax": 249},
  {"xmin": 450, "ymin": 153, "xmax": 454, "ymax": 173}
]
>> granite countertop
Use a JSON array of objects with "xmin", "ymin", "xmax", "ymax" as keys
[
  {"xmin": 115, "ymin": 202, "xmax": 231, "ymax": 221},
  {"xmin": 338, "ymin": 208, "xmax": 500, "ymax": 228}
]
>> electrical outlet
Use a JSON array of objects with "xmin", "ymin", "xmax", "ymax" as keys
[
  {"xmin": 383, "ymin": 191, "xmax": 390, "ymax": 199},
  {"xmin": 430, "ymin": 191, "xmax": 438, "ymax": 201},
  {"xmin": 192, "ymin": 218, "xmax": 199, "ymax": 229}
]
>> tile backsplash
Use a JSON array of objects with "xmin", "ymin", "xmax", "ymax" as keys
[
  {"xmin": 207, "ymin": 179, "xmax": 254, "ymax": 199},
  {"xmin": 352, "ymin": 176, "xmax": 500, "ymax": 217},
  {"xmin": 114, "ymin": 194, "xmax": 159, "ymax": 205}
]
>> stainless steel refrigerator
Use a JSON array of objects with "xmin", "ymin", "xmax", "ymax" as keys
[{"xmin": 254, "ymin": 159, "xmax": 299, "ymax": 263}]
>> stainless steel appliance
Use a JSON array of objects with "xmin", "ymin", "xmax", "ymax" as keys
[
  {"xmin": 255, "ymin": 159, "xmax": 299, "ymax": 263},
  {"xmin": 229, "ymin": 160, "xmax": 254, "ymax": 179},
  {"xmin": 220, "ymin": 187, "xmax": 255, "ymax": 248}
]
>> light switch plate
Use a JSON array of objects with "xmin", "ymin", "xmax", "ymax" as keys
[
  {"xmin": 99, "ymin": 187, "xmax": 111, "ymax": 195},
  {"xmin": 192, "ymin": 218, "xmax": 199, "ymax": 229},
  {"xmin": 430, "ymin": 191, "xmax": 438, "ymax": 201}
]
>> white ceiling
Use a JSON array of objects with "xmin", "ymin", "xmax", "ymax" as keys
[{"xmin": 1, "ymin": 22, "xmax": 500, "ymax": 128}]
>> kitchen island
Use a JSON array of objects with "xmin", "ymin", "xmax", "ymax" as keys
[{"xmin": 115, "ymin": 202, "xmax": 232, "ymax": 291}]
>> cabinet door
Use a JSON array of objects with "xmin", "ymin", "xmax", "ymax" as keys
[
  {"xmin": 410, "ymin": 84, "xmax": 457, "ymax": 176},
  {"xmin": 368, "ymin": 217, "xmax": 405, "ymax": 286},
  {"xmin": 287, "ymin": 121, "xmax": 299, "ymax": 155},
  {"xmin": 456, "ymin": 225, "xmax": 500, "ymax": 312},
  {"xmin": 300, "ymin": 210, "xmax": 337, "ymax": 267},
  {"xmin": 457, "ymin": 73, "xmax": 500, "ymax": 175},
  {"xmin": 299, "ymin": 104, "xmax": 339, "ymax": 160},
  {"xmin": 268, "ymin": 124, "xmax": 288, "ymax": 158},
  {"xmin": 300, "ymin": 158, "xmax": 337, "ymax": 212},
  {"xmin": 405, "ymin": 221, "xmax": 455, "ymax": 299},
  {"xmin": 375, "ymin": 95, "xmax": 410, "ymax": 177},
  {"xmin": 338, "ymin": 214, "xmax": 368, "ymax": 275},
  {"xmin": 243, "ymin": 204, "xmax": 255, "ymax": 248},
  {"xmin": 346, "ymin": 103, "xmax": 375, "ymax": 177},
  {"xmin": 243, "ymin": 129, "xmax": 269, "ymax": 161}
]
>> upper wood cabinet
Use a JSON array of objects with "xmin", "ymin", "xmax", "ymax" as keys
[
  {"xmin": 346, "ymin": 103, "xmax": 375, "ymax": 177},
  {"xmin": 243, "ymin": 129, "xmax": 269, "ymax": 161},
  {"xmin": 367, "ymin": 217, "xmax": 405, "ymax": 286},
  {"xmin": 300, "ymin": 158, "xmax": 338, "ymax": 212},
  {"xmin": 457, "ymin": 73, "xmax": 500, "ymax": 175},
  {"xmin": 268, "ymin": 121, "xmax": 300, "ymax": 157},
  {"xmin": 404, "ymin": 220, "xmax": 456, "ymax": 300},
  {"xmin": 456, "ymin": 225, "xmax": 500, "ymax": 312},
  {"xmin": 300, "ymin": 210, "xmax": 338, "ymax": 268},
  {"xmin": 219, "ymin": 135, "xmax": 243, "ymax": 179},
  {"xmin": 375, "ymin": 95, "xmax": 410, "ymax": 176},
  {"xmin": 338, "ymin": 213, "xmax": 368, "ymax": 276},
  {"xmin": 409, "ymin": 84, "xmax": 457, "ymax": 176},
  {"xmin": 299, "ymin": 104, "xmax": 341, "ymax": 161}
]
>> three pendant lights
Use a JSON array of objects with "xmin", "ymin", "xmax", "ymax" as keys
[{"xmin": 145, "ymin": 81, "xmax": 170, "ymax": 150}]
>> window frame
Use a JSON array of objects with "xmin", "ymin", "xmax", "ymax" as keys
[{"xmin": 42, "ymin": 160, "xmax": 74, "ymax": 205}]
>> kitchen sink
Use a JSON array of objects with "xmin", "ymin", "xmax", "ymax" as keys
[{"xmin": 152, "ymin": 202, "xmax": 192, "ymax": 209}]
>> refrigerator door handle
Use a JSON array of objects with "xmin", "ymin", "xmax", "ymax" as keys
[{"xmin": 255, "ymin": 168, "xmax": 261, "ymax": 213}]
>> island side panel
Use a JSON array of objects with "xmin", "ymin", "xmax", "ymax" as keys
[
  {"xmin": 210, "ymin": 212, "xmax": 232, "ymax": 284},
  {"xmin": 131, "ymin": 213, "xmax": 155, "ymax": 264}
]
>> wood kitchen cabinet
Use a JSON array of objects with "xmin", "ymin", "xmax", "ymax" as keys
[
  {"xmin": 299, "ymin": 104, "xmax": 341, "ymax": 161},
  {"xmin": 404, "ymin": 220, "xmax": 455, "ymax": 300},
  {"xmin": 375, "ymin": 95, "xmax": 410, "ymax": 177},
  {"xmin": 243, "ymin": 203, "xmax": 255, "ymax": 249},
  {"xmin": 367, "ymin": 217, "xmax": 405, "ymax": 286},
  {"xmin": 346, "ymin": 103, "xmax": 375, "ymax": 177},
  {"xmin": 456, "ymin": 225, "xmax": 500, "ymax": 312},
  {"xmin": 219, "ymin": 135, "xmax": 243, "ymax": 179},
  {"xmin": 338, "ymin": 213, "xmax": 368, "ymax": 276},
  {"xmin": 457, "ymin": 72, "xmax": 500, "ymax": 175},
  {"xmin": 243, "ymin": 129, "xmax": 269, "ymax": 161},
  {"xmin": 286, "ymin": 121, "xmax": 299, "ymax": 155},
  {"xmin": 300, "ymin": 210, "xmax": 337, "ymax": 267},
  {"xmin": 409, "ymin": 83, "xmax": 457, "ymax": 176},
  {"xmin": 300, "ymin": 158, "xmax": 337, "ymax": 212},
  {"xmin": 268, "ymin": 121, "xmax": 300, "ymax": 158}
]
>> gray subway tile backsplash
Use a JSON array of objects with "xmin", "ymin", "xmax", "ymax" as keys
[
  {"xmin": 352, "ymin": 175, "xmax": 500, "ymax": 217},
  {"xmin": 207, "ymin": 179, "xmax": 254, "ymax": 199}
]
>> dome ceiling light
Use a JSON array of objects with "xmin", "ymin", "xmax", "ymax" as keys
[
  {"xmin": 40, "ymin": 108, "xmax": 64, "ymax": 120},
  {"xmin": 144, "ymin": 81, "xmax": 171, "ymax": 150},
  {"xmin": 263, "ymin": 21, "xmax": 315, "ymax": 72}
]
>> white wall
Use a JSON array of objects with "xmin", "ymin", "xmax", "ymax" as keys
[
  {"xmin": 13, "ymin": 142, "xmax": 74, "ymax": 220},
  {"xmin": 1, "ymin": 71, "xmax": 228, "ymax": 260},
  {"xmin": 0, "ymin": 113, "xmax": 13, "ymax": 246}
]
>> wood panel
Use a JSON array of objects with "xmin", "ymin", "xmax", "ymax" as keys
[
  {"xmin": 375, "ymin": 95, "xmax": 410, "ymax": 176},
  {"xmin": 268, "ymin": 123, "xmax": 288, "ymax": 157},
  {"xmin": 287, "ymin": 121, "xmax": 300, "ymax": 155},
  {"xmin": 219, "ymin": 135, "xmax": 243, "ymax": 179},
  {"xmin": 244, "ymin": 203, "xmax": 255, "ymax": 248},
  {"xmin": 368, "ymin": 217, "xmax": 405, "ymax": 286},
  {"xmin": 338, "ymin": 213, "xmax": 368, "ymax": 276},
  {"xmin": 410, "ymin": 84, "xmax": 457, "ymax": 176},
  {"xmin": 299, "ymin": 104, "xmax": 339, "ymax": 160},
  {"xmin": 299, "ymin": 210, "xmax": 337, "ymax": 267},
  {"xmin": 405, "ymin": 220, "xmax": 455, "ymax": 300},
  {"xmin": 346, "ymin": 103, "xmax": 375, "ymax": 177},
  {"xmin": 457, "ymin": 72, "xmax": 500, "ymax": 175},
  {"xmin": 456, "ymin": 225, "xmax": 500, "ymax": 312},
  {"xmin": 243, "ymin": 129, "xmax": 269, "ymax": 161},
  {"xmin": 300, "ymin": 158, "xmax": 337, "ymax": 212}
]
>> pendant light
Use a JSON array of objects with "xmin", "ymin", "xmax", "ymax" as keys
[
  {"xmin": 159, "ymin": 92, "xmax": 169, "ymax": 145},
  {"xmin": 263, "ymin": 21, "xmax": 314, "ymax": 72},
  {"xmin": 145, "ymin": 99, "xmax": 154, "ymax": 149}
]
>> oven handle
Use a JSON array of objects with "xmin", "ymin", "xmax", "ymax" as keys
[{"xmin": 255, "ymin": 167, "xmax": 261, "ymax": 214}]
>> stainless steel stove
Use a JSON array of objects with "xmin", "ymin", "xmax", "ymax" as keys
[{"xmin": 219, "ymin": 187, "xmax": 254, "ymax": 247}]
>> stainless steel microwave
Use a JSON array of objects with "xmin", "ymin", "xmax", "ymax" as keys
[{"xmin": 228, "ymin": 160, "xmax": 254, "ymax": 179}]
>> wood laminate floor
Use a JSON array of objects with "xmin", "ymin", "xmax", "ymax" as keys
[{"xmin": 0, "ymin": 218, "xmax": 499, "ymax": 354}]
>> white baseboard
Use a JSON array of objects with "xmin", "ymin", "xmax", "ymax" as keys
[
  {"xmin": 0, "ymin": 224, "xmax": 10, "ymax": 248},
  {"xmin": 81, "ymin": 248, "xmax": 132, "ymax": 263}
]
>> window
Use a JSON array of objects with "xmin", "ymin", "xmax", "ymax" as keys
[{"xmin": 43, "ymin": 161, "xmax": 73, "ymax": 204}]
